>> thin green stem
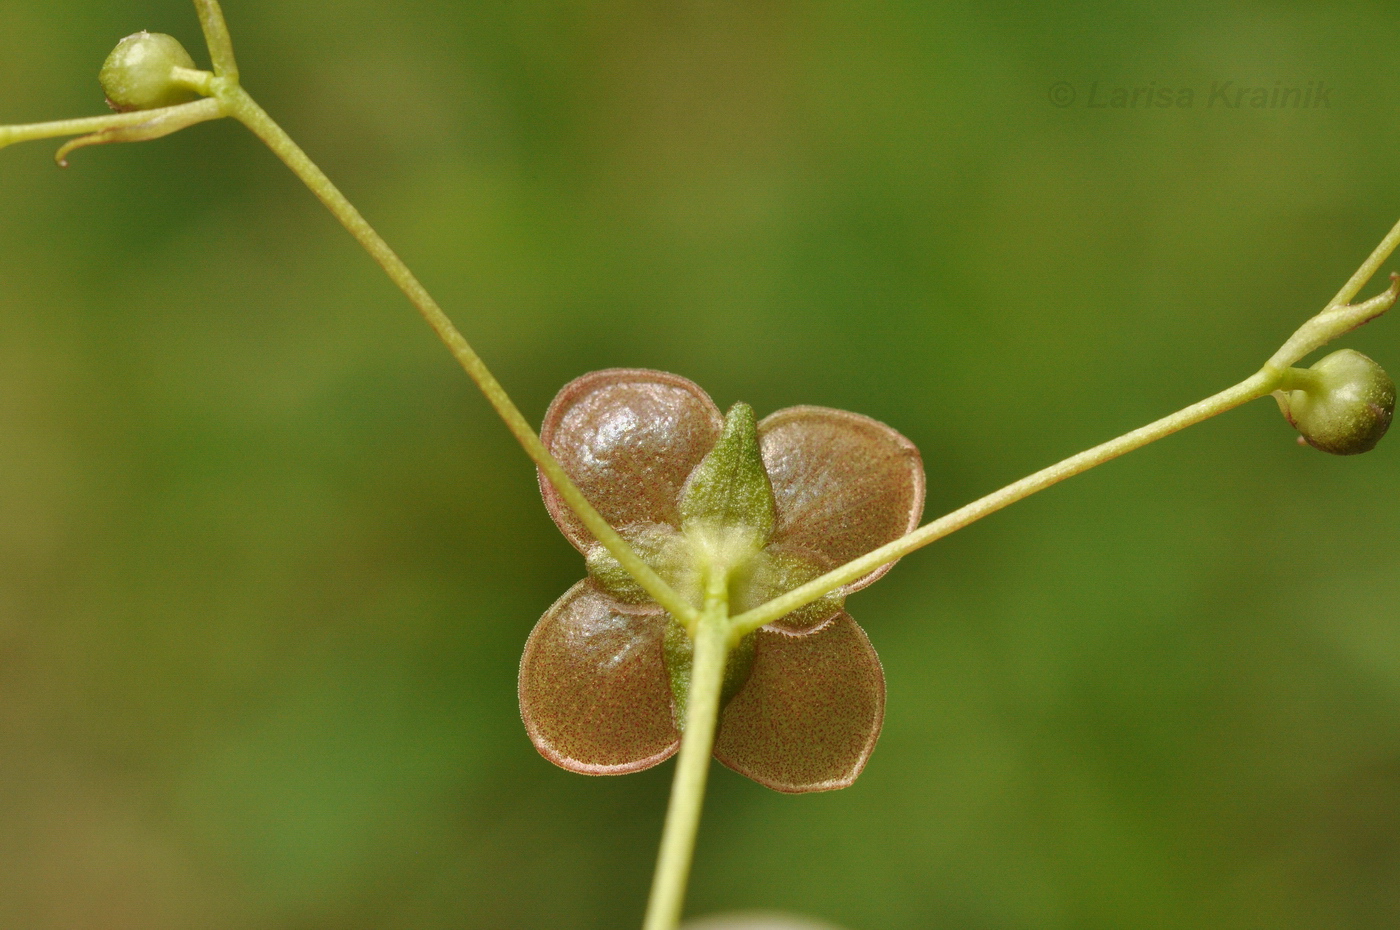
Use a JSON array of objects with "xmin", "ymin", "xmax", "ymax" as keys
[
  {"xmin": 216, "ymin": 84, "xmax": 697, "ymax": 625},
  {"xmin": 193, "ymin": 0, "xmax": 239, "ymax": 81},
  {"xmin": 1276, "ymin": 367, "xmax": 1323, "ymax": 393},
  {"xmin": 731, "ymin": 369, "xmax": 1280, "ymax": 636},
  {"xmin": 0, "ymin": 102, "xmax": 216, "ymax": 151},
  {"xmin": 643, "ymin": 585, "xmax": 730, "ymax": 930},
  {"xmin": 54, "ymin": 97, "xmax": 224, "ymax": 166},
  {"xmin": 1328, "ymin": 215, "xmax": 1400, "ymax": 308},
  {"xmin": 170, "ymin": 66, "xmax": 216, "ymax": 96},
  {"xmin": 1270, "ymin": 223, "xmax": 1400, "ymax": 379},
  {"xmin": 1266, "ymin": 274, "xmax": 1400, "ymax": 371},
  {"xmin": 733, "ymin": 229, "xmax": 1400, "ymax": 637}
]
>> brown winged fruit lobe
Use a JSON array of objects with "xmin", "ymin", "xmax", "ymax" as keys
[{"xmin": 520, "ymin": 369, "xmax": 924, "ymax": 792}]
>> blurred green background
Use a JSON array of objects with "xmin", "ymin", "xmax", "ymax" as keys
[{"xmin": 3, "ymin": 1, "xmax": 1399, "ymax": 927}]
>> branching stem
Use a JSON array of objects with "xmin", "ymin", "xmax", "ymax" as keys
[
  {"xmin": 731, "ymin": 369, "xmax": 1277, "ymax": 636},
  {"xmin": 1328, "ymin": 213, "xmax": 1400, "ymax": 308},
  {"xmin": 732, "ymin": 271, "xmax": 1400, "ymax": 638},
  {"xmin": 4, "ymin": 5, "xmax": 1400, "ymax": 929},
  {"xmin": 0, "ymin": 101, "xmax": 219, "ymax": 152}
]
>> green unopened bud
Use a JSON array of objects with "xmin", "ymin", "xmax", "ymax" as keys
[
  {"xmin": 1276, "ymin": 349, "xmax": 1395, "ymax": 455},
  {"xmin": 99, "ymin": 32, "xmax": 199, "ymax": 112}
]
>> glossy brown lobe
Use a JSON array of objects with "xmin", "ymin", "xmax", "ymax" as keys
[
  {"xmin": 758, "ymin": 406, "xmax": 924, "ymax": 593},
  {"xmin": 713, "ymin": 611, "xmax": 885, "ymax": 792},
  {"xmin": 539, "ymin": 369, "xmax": 723, "ymax": 551},
  {"xmin": 528, "ymin": 372, "xmax": 919, "ymax": 790},
  {"xmin": 519, "ymin": 580, "xmax": 679, "ymax": 774}
]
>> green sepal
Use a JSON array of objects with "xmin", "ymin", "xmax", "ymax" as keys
[
  {"xmin": 585, "ymin": 544, "xmax": 650, "ymax": 605},
  {"xmin": 584, "ymin": 522, "xmax": 698, "ymax": 607},
  {"xmin": 678, "ymin": 403, "xmax": 775, "ymax": 545},
  {"xmin": 663, "ymin": 620, "xmax": 756, "ymax": 730},
  {"xmin": 732, "ymin": 545, "xmax": 846, "ymax": 632}
]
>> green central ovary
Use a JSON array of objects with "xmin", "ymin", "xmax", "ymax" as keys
[
  {"xmin": 580, "ymin": 400, "xmax": 845, "ymax": 724},
  {"xmin": 584, "ymin": 521, "xmax": 766, "ymax": 615}
]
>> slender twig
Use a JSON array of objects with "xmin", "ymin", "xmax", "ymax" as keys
[
  {"xmin": 1267, "ymin": 274, "xmax": 1400, "ymax": 371},
  {"xmin": 193, "ymin": 0, "xmax": 239, "ymax": 81},
  {"xmin": 53, "ymin": 97, "xmax": 224, "ymax": 166},
  {"xmin": 733, "ymin": 260, "xmax": 1400, "ymax": 638},
  {"xmin": 1327, "ymin": 215, "xmax": 1400, "ymax": 308},
  {"xmin": 642, "ymin": 582, "xmax": 730, "ymax": 930},
  {"xmin": 46, "ymin": 2, "xmax": 685, "ymax": 620},
  {"xmin": 729, "ymin": 370, "xmax": 1278, "ymax": 636},
  {"xmin": 0, "ymin": 101, "xmax": 219, "ymax": 151},
  {"xmin": 215, "ymin": 85, "xmax": 697, "ymax": 624}
]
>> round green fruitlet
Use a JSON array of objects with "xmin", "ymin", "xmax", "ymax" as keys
[
  {"xmin": 1279, "ymin": 348, "xmax": 1396, "ymax": 455},
  {"xmin": 99, "ymin": 32, "xmax": 199, "ymax": 112}
]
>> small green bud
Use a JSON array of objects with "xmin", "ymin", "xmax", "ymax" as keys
[
  {"xmin": 1277, "ymin": 348, "xmax": 1395, "ymax": 455},
  {"xmin": 100, "ymin": 32, "xmax": 199, "ymax": 112}
]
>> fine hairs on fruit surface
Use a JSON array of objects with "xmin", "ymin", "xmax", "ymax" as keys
[{"xmin": 2, "ymin": 3, "xmax": 1400, "ymax": 930}]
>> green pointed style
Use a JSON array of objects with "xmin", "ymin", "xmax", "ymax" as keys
[{"xmin": 678, "ymin": 402, "xmax": 776, "ymax": 545}]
